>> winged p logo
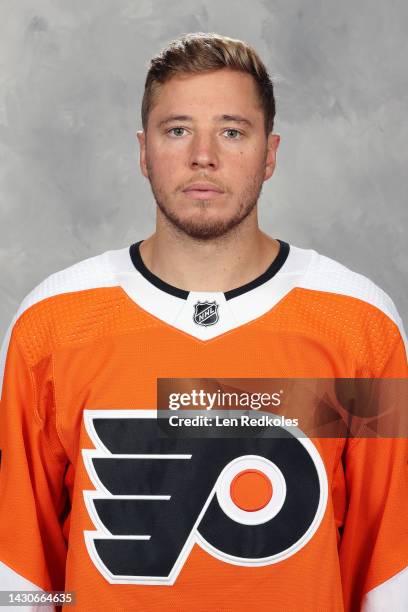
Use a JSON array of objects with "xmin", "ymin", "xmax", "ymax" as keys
[{"xmin": 82, "ymin": 409, "xmax": 328, "ymax": 585}]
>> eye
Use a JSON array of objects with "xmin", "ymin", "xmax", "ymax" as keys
[
  {"xmin": 167, "ymin": 127, "xmax": 187, "ymax": 137},
  {"xmin": 223, "ymin": 128, "xmax": 243, "ymax": 139}
]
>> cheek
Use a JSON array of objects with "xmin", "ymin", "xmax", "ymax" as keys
[
  {"xmin": 147, "ymin": 148, "xmax": 177, "ymax": 179},
  {"xmin": 234, "ymin": 143, "xmax": 263, "ymax": 162},
  {"xmin": 232, "ymin": 146, "xmax": 264, "ymax": 174},
  {"xmin": 153, "ymin": 144, "xmax": 184, "ymax": 172}
]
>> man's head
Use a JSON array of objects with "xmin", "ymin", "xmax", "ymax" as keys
[{"xmin": 137, "ymin": 32, "xmax": 280, "ymax": 240}]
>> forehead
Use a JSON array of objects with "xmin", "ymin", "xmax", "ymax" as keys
[{"xmin": 149, "ymin": 68, "xmax": 263, "ymax": 121}]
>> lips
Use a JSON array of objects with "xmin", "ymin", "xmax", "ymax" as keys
[
  {"xmin": 182, "ymin": 182, "xmax": 224, "ymax": 200},
  {"xmin": 183, "ymin": 182, "xmax": 224, "ymax": 193}
]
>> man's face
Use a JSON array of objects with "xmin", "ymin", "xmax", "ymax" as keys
[{"xmin": 137, "ymin": 68, "xmax": 280, "ymax": 240}]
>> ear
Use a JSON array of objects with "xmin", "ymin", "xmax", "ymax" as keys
[
  {"xmin": 263, "ymin": 133, "xmax": 280, "ymax": 182},
  {"xmin": 136, "ymin": 130, "xmax": 148, "ymax": 178}
]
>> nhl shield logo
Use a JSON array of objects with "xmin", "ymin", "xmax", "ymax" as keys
[{"xmin": 193, "ymin": 301, "xmax": 219, "ymax": 326}]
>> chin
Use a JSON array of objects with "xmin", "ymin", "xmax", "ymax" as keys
[
  {"xmin": 156, "ymin": 193, "xmax": 255, "ymax": 239},
  {"xmin": 170, "ymin": 213, "xmax": 246, "ymax": 240}
]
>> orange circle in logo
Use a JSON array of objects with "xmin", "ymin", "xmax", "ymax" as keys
[{"xmin": 230, "ymin": 469, "xmax": 273, "ymax": 512}]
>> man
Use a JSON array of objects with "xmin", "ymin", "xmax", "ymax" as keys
[{"xmin": 0, "ymin": 32, "xmax": 407, "ymax": 612}]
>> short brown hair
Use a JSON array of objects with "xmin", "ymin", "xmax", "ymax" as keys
[{"xmin": 141, "ymin": 32, "xmax": 276, "ymax": 135}]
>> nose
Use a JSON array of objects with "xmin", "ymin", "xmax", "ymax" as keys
[{"xmin": 188, "ymin": 132, "xmax": 219, "ymax": 170}]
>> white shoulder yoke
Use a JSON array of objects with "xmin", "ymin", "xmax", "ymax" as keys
[
  {"xmin": 300, "ymin": 250, "xmax": 407, "ymax": 353},
  {"xmin": 0, "ymin": 248, "xmax": 121, "ymax": 396}
]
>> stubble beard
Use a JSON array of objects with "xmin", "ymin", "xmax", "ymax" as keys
[{"xmin": 146, "ymin": 165, "xmax": 265, "ymax": 241}]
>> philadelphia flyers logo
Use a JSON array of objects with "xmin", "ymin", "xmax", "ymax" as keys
[{"xmin": 82, "ymin": 410, "xmax": 328, "ymax": 585}]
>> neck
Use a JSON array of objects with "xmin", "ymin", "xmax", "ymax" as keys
[{"xmin": 139, "ymin": 208, "xmax": 281, "ymax": 293}]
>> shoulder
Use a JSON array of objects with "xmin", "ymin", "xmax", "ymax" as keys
[
  {"xmin": 10, "ymin": 244, "xmax": 136, "ymax": 324},
  {"xmin": 15, "ymin": 248, "xmax": 119, "ymax": 319},
  {"xmin": 285, "ymin": 244, "xmax": 407, "ymax": 372},
  {"xmin": 0, "ymin": 246, "xmax": 130, "ymax": 385},
  {"xmin": 299, "ymin": 248, "xmax": 402, "ymax": 328}
]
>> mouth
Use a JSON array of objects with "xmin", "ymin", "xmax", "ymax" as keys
[{"xmin": 182, "ymin": 188, "xmax": 224, "ymax": 200}]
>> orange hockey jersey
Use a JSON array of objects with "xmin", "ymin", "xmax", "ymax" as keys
[{"xmin": 0, "ymin": 239, "xmax": 407, "ymax": 611}]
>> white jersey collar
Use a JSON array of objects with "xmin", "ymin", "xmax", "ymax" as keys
[{"xmin": 108, "ymin": 240, "xmax": 312, "ymax": 341}]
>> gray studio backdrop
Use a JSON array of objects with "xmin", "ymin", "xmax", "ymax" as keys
[{"xmin": 1, "ymin": 0, "xmax": 407, "ymax": 339}]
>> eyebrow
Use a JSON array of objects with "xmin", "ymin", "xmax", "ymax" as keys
[{"xmin": 158, "ymin": 114, "xmax": 254, "ymax": 128}]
